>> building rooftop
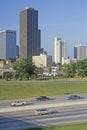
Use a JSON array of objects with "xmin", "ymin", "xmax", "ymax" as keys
[
  {"xmin": 0, "ymin": 30, "xmax": 16, "ymax": 33},
  {"xmin": 20, "ymin": 7, "xmax": 36, "ymax": 12}
]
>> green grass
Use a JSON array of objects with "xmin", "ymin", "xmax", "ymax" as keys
[
  {"xmin": 26, "ymin": 123, "xmax": 87, "ymax": 130},
  {"xmin": 0, "ymin": 79, "xmax": 87, "ymax": 100}
]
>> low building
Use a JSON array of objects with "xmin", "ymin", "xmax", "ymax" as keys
[
  {"xmin": 62, "ymin": 57, "xmax": 71, "ymax": 65},
  {"xmin": 62, "ymin": 57, "xmax": 78, "ymax": 65},
  {"xmin": 32, "ymin": 53, "xmax": 52, "ymax": 68},
  {"xmin": 0, "ymin": 59, "xmax": 14, "ymax": 78}
]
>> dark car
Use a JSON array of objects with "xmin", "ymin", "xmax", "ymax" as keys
[
  {"xmin": 36, "ymin": 96, "xmax": 50, "ymax": 101},
  {"xmin": 67, "ymin": 94, "xmax": 84, "ymax": 100}
]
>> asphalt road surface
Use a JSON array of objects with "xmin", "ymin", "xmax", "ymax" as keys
[
  {"xmin": 1, "ymin": 106, "xmax": 87, "ymax": 130},
  {"xmin": 0, "ymin": 93, "xmax": 87, "ymax": 108},
  {"xmin": 0, "ymin": 94, "xmax": 87, "ymax": 130}
]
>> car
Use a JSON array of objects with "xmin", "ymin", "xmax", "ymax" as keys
[
  {"xmin": 67, "ymin": 94, "xmax": 84, "ymax": 100},
  {"xmin": 36, "ymin": 96, "xmax": 50, "ymax": 101},
  {"xmin": 11, "ymin": 100, "xmax": 27, "ymax": 106},
  {"xmin": 35, "ymin": 108, "xmax": 50, "ymax": 115}
]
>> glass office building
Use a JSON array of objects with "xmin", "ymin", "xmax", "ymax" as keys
[{"xmin": 0, "ymin": 30, "xmax": 16, "ymax": 60}]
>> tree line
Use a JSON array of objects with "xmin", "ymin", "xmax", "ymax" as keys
[
  {"xmin": 4, "ymin": 58, "xmax": 87, "ymax": 80},
  {"xmin": 61, "ymin": 59, "xmax": 87, "ymax": 78}
]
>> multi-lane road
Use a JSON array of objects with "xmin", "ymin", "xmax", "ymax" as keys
[
  {"xmin": 1, "ymin": 93, "xmax": 87, "ymax": 108},
  {"xmin": 0, "ymin": 94, "xmax": 87, "ymax": 130}
]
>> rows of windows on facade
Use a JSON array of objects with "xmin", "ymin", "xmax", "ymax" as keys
[
  {"xmin": 54, "ymin": 37, "xmax": 86, "ymax": 65},
  {"xmin": 0, "ymin": 7, "xmax": 86, "ymax": 69}
]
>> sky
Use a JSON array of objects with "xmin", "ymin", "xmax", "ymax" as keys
[{"xmin": 0, "ymin": 0, "xmax": 87, "ymax": 60}]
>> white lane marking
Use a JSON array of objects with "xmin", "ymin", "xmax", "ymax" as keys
[{"xmin": 36, "ymin": 113, "xmax": 87, "ymax": 121}]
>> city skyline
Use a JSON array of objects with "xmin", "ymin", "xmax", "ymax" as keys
[{"xmin": 0, "ymin": 0, "xmax": 87, "ymax": 59}]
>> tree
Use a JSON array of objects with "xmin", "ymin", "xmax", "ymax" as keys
[
  {"xmin": 76, "ymin": 59, "xmax": 87, "ymax": 77},
  {"xmin": 5, "ymin": 72, "xmax": 13, "ymax": 80},
  {"xmin": 61, "ymin": 59, "xmax": 87, "ymax": 78},
  {"xmin": 61, "ymin": 63, "xmax": 76, "ymax": 78},
  {"xmin": 13, "ymin": 57, "xmax": 37, "ymax": 80}
]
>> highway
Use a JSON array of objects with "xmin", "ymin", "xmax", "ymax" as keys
[
  {"xmin": 0, "ymin": 94, "xmax": 87, "ymax": 129},
  {"xmin": 0, "ymin": 93, "xmax": 87, "ymax": 108},
  {"xmin": 1, "ymin": 106, "xmax": 87, "ymax": 130}
]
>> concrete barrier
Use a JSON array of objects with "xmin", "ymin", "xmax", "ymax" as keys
[{"xmin": 0, "ymin": 100, "xmax": 87, "ymax": 113}]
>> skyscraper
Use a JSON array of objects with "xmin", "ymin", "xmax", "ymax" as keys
[
  {"xmin": 20, "ymin": 7, "xmax": 41, "ymax": 59},
  {"xmin": 74, "ymin": 44, "xmax": 86, "ymax": 60},
  {"xmin": 54, "ymin": 37, "xmax": 67, "ymax": 64},
  {"xmin": 0, "ymin": 30, "xmax": 16, "ymax": 60},
  {"xmin": 16, "ymin": 45, "xmax": 19, "ymax": 58}
]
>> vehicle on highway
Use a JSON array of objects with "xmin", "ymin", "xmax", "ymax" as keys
[
  {"xmin": 35, "ymin": 108, "xmax": 50, "ymax": 115},
  {"xmin": 67, "ymin": 94, "xmax": 84, "ymax": 100},
  {"xmin": 11, "ymin": 100, "xmax": 27, "ymax": 106},
  {"xmin": 36, "ymin": 96, "xmax": 50, "ymax": 101}
]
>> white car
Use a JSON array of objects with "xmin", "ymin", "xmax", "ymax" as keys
[
  {"xmin": 11, "ymin": 100, "xmax": 27, "ymax": 106},
  {"xmin": 35, "ymin": 108, "xmax": 50, "ymax": 115}
]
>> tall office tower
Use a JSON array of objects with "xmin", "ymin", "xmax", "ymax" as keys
[
  {"xmin": 20, "ymin": 7, "xmax": 41, "ymax": 59},
  {"xmin": 16, "ymin": 45, "xmax": 19, "ymax": 58},
  {"xmin": 54, "ymin": 37, "xmax": 67, "ymax": 64},
  {"xmin": 62, "ymin": 40, "xmax": 67, "ymax": 58},
  {"xmin": 74, "ymin": 44, "xmax": 86, "ymax": 60},
  {"xmin": 0, "ymin": 30, "xmax": 16, "ymax": 60}
]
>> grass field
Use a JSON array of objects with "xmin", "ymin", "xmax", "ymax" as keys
[
  {"xmin": 0, "ymin": 79, "xmax": 87, "ymax": 100},
  {"xmin": 27, "ymin": 123, "xmax": 87, "ymax": 130}
]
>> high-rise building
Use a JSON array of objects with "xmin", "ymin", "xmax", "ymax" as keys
[
  {"xmin": 16, "ymin": 45, "xmax": 19, "ymax": 58},
  {"xmin": 54, "ymin": 37, "xmax": 67, "ymax": 64},
  {"xmin": 74, "ymin": 44, "xmax": 86, "ymax": 60},
  {"xmin": 0, "ymin": 30, "xmax": 16, "ymax": 60},
  {"xmin": 20, "ymin": 7, "xmax": 41, "ymax": 59}
]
